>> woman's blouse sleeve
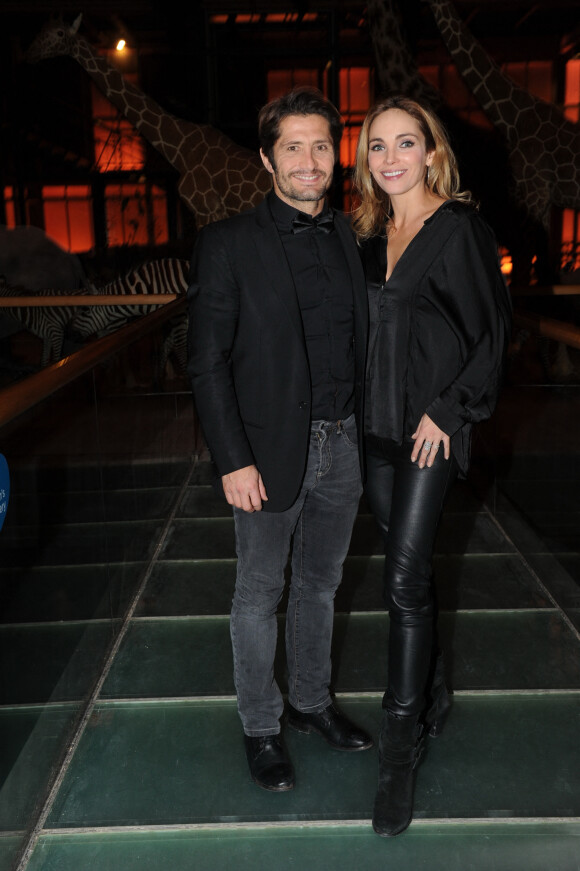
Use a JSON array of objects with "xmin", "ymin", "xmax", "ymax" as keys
[{"xmin": 425, "ymin": 210, "xmax": 513, "ymax": 437}]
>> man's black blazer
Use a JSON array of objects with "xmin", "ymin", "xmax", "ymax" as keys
[{"xmin": 187, "ymin": 194, "xmax": 369, "ymax": 512}]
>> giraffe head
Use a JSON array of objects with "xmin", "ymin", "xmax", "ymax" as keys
[{"xmin": 25, "ymin": 14, "xmax": 83, "ymax": 63}]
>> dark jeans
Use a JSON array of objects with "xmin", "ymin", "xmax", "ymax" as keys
[
  {"xmin": 231, "ymin": 414, "xmax": 363, "ymax": 737},
  {"xmin": 365, "ymin": 434, "xmax": 459, "ymax": 718}
]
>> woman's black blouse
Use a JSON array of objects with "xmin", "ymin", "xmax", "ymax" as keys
[{"xmin": 361, "ymin": 200, "xmax": 512, "ymax": 475}]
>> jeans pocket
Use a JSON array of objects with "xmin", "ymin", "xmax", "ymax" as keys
[{"xmin": 340, "ymin": 414, "xmax": 358, "ymax": 449}]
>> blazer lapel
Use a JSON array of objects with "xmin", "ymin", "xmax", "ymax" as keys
[{"xmin": 251, "ymin": 198, "xmax": 306, "ymax": 344}]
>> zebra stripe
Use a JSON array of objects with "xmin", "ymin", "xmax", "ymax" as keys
[
  {"xmin": 70, "ymin": 259, "xmax": 189, "ymax": 341},
  {"xmin": 0, "ymin": 286, "xmax": 84, "ymax": 366},
  {"xmin": 1, "ymin": 259, "xmax": 190, "ymax": 373}
]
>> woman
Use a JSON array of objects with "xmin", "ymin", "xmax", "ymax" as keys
[{"xmin": 352, "ymin": 96, "xmax": 512, "ymax": 837}]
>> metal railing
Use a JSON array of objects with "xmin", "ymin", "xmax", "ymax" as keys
[{"xmin": 0, "ymin": 296, "xmax": 185, "ymax": 428}]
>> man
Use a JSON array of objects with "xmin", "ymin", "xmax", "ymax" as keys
[{"xmin": 187, "ymin": 87, "xmax": 371, "ymax": 792}]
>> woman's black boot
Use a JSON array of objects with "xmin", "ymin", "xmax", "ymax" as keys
[{"xmin": 372, "ymin": 711, "xmax": 424, "ymax": 837}]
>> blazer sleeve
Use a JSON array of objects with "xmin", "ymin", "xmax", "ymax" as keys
[
  {"xmin": 186, "ymin": 222, "xmax": 256, "ymax": 476},
  {"xmin": 425, "ymin": 210, "xmax": 513, "ymax": 437}
]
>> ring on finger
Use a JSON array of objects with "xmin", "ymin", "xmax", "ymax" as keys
[{"xmin": 423, "ymin": 441, "xmax": 433, "ymax": 451}]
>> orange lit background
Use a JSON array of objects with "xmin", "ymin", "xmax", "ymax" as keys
[{"xmin": 3, "ymin": 39, "xmax": 579, "ymax": 277}]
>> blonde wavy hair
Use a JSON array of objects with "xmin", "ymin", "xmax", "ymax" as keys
[{"xmin": 352, "ymin": 95, "xmax": 474, "ymax": 241}]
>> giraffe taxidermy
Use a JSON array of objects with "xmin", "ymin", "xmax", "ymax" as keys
[
  {"xmin": 25, "ymin": 14, "xmax": 272, "ymax": 228},
  {"xmin": 425, "ymin": 0, "xmax": 580, "ymax": 229}
]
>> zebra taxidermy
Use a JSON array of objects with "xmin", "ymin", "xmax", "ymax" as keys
[
  {"xmin": 0, "ymin": 283, "xmax": 88, "ymax": 366},
  {"xmin": 70, "ymin": 258, "xmax": 190, "ymax": 379}
]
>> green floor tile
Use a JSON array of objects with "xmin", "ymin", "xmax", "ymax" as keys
[
  {"xmin": 420, "ymin": 693, "xmax": 580, "ymax": 819},
  {"xmin": 7, "ymin": 486, "xmax": 180, "ymax": 526},
  {"xmin": 24, "ymin": 823, "xmax": 580, "ymax": 871},
  {"xmin": 552, "ymin": 554, "xmax": 580, "ymax": 591},
  {"xmin": 568, "ymin": 608, "xmax": 580, "ymax": 634},
  {"xmin": 45, "ymin": 694, "xmax": 580, "ymax": 829},
  {"xmin": 487, "ymin": 506, "xmax": 580, "ymax": 618},
  {"xmin": 432, "ymin": 553, "xmax": 552, "ymax": 610},
  {"xmin": 163, "ymin": 518, "xmax": 238, "ymax": 560},
  {"xmin": 91, "ymin": 487, "xmax": 182, "ymax": 523},
  {"xmin": 137, "ymin": 560, "xmax": 237, "ymax": 617},
  {"xmin": 433, "ymin": 512, "xmax": 516, "ymax": 556},
  {"xmin": 46, "ymin": 698, "xmax": 376, "ymax": 828},
  {"xmin": 493, "ymin": 504, "xmax": 554, "ymax": 555},
  {"xmin": 101, "ymin": 618, "xmax": 235, "ymax": 698},
  {"xmin": 502, "ymin": 552, "xmax": 580, "ymax": 631},
  {"xmin": 137, "ymin": 552, "xmax": 550, "ymax": 618},
  {"xmin": 0, "ymin": 622, "xmax": 119, "ymax": 704},
  {"xmin": 101, "ymin": 609, "xmax": 580, "ymax": 700},
  {"xmin": 440, "ymin": 480, "xmax": 487, "ymax": 513},
  {"xmin": 8, "ymin": 460, "xmax": 191, "ymax": 494},
  {"xmin": 1, "ymin": 520, "xmax": 164, "ymax": 567},
  {"xmin": 0, "ymin": 836, "xmax": 25, "ymax": 871},
  {"xmin": 520, "ymin": 514, "xmax": 580, "ymax": 552},
  {"xmin": 4, "ymin": 447, "xmax": 580, "ymax": 871},
  {"xmin": 163, "ymin": 511, "xmax": 515, "ymax": 562},
  {"xmin": 0, "ymin": 564, "xmax": 142, "ymax": 623},
  {"xmin": 0, "ymin": 704, "xmax": 80, "ymax": 831},
  {"xmin": 180, "ymin": 485, "xmax": 233, "ymax": 518},
  {"xmin": 177, "ymin": 477, "xmax": 486, "ymax": 521},
  {"xmin": 337, "ymin": 553, "xmax": 550, "ymax": 612},
  {"xmin": 336, "ymin": 610, "xmax": 580, "ymax": 692},
  {"xmin": 97, "ymin": 460, "xmax": 192, "ymax": 490},
  {"xmin": 348, "ymin": 511, "xmax": 516, "ymax": 557},
  {"xmin": 481, "ymin": 551, "xmax": 580, "ymax": 609}
]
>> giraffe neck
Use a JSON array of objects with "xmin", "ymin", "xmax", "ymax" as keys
[
  {"xmin": 28, "ymin": 18, "xmax": 270, "ymax": 225},
  {"xmin": 367, "ymin": 0, "xmax": 441, "ymax": 106},
  {"xmin": 428, "ymin": 0, "xmax": 580, "ymax": 221},
  {"xmin": 427, "ymin": 0, "xmax": 533, "ymax": 133},
  {"xmin": 68, "ymin": 35, "xmax": 208, "ymax": 171}
]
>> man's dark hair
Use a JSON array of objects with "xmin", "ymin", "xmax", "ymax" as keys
[{"xmin": 258, "ymin": 87, "xmax": 344, "ymax": 165}]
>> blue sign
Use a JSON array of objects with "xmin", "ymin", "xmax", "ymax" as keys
[{"xmin": 0, "ymin": 454, "xmax": 9, "ymax": 532}]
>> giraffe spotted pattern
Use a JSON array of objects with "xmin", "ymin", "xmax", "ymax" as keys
[
  {"xmin": 426, "ymin": 0, "xmax": 580, "ymax": 226},
  {"xmin": 26, "ymin": 16, "xmax": 272, "ymax": 227}
]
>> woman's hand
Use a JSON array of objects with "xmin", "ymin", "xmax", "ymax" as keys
[{"xmin": 411, "ymin": 414, "xmax": 450, "ymax": 468}]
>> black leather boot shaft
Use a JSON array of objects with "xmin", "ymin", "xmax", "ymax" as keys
[{"xmin": 372, "ymin": 711, "xmax": 424, "ymax": 837}]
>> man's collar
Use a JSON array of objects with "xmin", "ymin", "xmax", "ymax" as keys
[{"xmin": 268, "ymin": 190, "xmax": 332, "ymax": 232}]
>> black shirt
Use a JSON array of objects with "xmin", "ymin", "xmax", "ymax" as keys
[
  {"xmin": 361, "ymin": 200, "xmax": 512, "ymax": 474},
  {"xmin": 268, "ymin": 191, "xmax": 355, "ymax": 421}
]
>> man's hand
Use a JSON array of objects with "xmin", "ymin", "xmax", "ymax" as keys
[{"xmin": 222, "ymin": 465, "xmax": 268, "ymax": 512}]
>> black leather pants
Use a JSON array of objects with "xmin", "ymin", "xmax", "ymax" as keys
[{"xmin": 365, "ymin": 434, "xmax": 459, "ymax": 718}]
